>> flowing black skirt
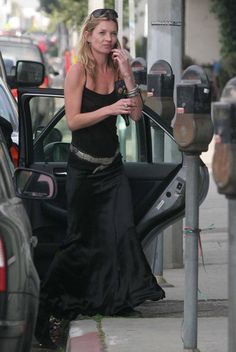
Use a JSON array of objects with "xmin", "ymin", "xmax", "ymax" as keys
[{"xmin": 40, "ymin": 161, "xmax": 165, "ymax": 318}]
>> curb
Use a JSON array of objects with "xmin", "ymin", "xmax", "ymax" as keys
[{"xmin": 66, "ymin": 320, "xmax": 102, "ymax": 352}]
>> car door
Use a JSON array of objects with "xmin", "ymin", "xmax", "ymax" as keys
[{"xmin": 17, "ymin": 87, "xmax": 209, "ymax": 280}]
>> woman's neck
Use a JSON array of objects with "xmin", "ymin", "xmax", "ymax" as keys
[{"xmin": 91, "ymin": 50, "xmax": 110, "ymax": 72}]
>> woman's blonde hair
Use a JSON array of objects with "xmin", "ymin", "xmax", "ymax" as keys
[{"xmin": 78, "ymin": 13, "xmax": 121, "ymax": 80}]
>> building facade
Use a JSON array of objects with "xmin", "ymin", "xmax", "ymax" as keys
[
  {"xmin": 134, "ymin": 0, "xmax": 220, "ymax": 66},
  {"xmin": 185, "ymin": 0, "xmax": 220, "ymax": 65}
]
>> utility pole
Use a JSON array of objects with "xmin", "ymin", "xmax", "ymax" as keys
[
  {"xmin": 88, "ymin": 0, "xmax": 104, "ymax": 14},
  {"xmin": 115, "ymin": 0, "xmax": 123, "ymax": 43},
  {"xmin": 129, "ymin": 0, "xmax": 136, "ymax": 58},
  {"xmin": 146, "ymin": 0, "xmax": 184, "ymax": 273},
  {"xmin": 147, "ymin": 0, "xmax": 183, "ymax": 84}
]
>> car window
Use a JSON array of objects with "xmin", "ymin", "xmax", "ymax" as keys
[
  {"xmin": 117, "ymin": 115, "xmax": 182, "ymax": 163},
  {"xmin": 117, "ymin": 116, "xmax": 139, "ymax": 162},
  {"xmin": 29, "ymin": 96, "xmax": 69, "ymax": 162},
  {"xmin": 150, "ymin": 123, "xmax": 182, "ymax": 163},
  {"xmin": 0, "ymin": 85, "xmax": 18, "ymax": 132},
  {"xmin": 30, "ymin": 95, "xmax": 181, "ymax": 164},
  {"xmin": 30, "ymin": 96, "xmax": 63, "ymax": 133},
  {"xmin": 0, "ymin": 43, "xmax": 42, "ymax": 66},
  {"xmin": 0, "ymin": 140, "xmax": 15, "ymax": 198}
]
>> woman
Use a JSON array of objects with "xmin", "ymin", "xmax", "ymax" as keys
[{"xmin": 35, "ymin": 8, "xmax": 165, "ymax": 349}]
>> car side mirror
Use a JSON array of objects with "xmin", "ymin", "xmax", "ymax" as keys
[
  {"xmin": 10, "ymin": 60, "xmax": 45, "ymax": 88},
  {"xmin": 14, "ymin": 168, "xmax": 57, "ymax": 200}
]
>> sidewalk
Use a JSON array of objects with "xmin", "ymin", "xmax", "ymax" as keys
[
  {"xmin": 66, "ymin": 140, "xmax": 229, "ymax": 352},
  {"xmin": 66, "ymin": 232, "xmax": 228, "ymax": 352}
]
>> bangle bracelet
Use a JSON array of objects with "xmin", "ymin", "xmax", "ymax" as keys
[
  {"xmin": 126, "ymin": 85, "xmax": 140, "ymax": 97},
  {"xmin": 126, "ymin": 91, "xmax": 140, "ymax": 98}
]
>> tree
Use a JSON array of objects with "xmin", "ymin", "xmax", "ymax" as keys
[
  {"xmin": 210, "ymin": 1, "xmax": 236, "ymax": 92},
  {"xmin": 210, "ymin": 0, "xmax": 236, "ymax": 57},
  {"xmin": 39, "ymin": 0, "xmax": 87, "ymax": 27},
  {"xmin": 39, "ymin": 0, "xmax": 130, "ymax": 30},
  {"xmin": 40, "ymin": 0, "xmax": 61, "ymax": 14}
]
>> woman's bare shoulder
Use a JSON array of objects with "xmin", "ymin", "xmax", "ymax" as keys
[{"xmin": 65, "ymin": 62, "xmax": 85, "ymax": 86}]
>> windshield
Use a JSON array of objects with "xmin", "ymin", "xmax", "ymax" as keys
[
  {"xmin": 0, "ymin": 84, "xmax": 18, "ymax": 132},
  {"xmin": 0, "ymin": 43, "xmax": 42, "ymax": 73}
]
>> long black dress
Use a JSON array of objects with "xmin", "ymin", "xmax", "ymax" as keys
[{"xmin": 39, "ymin": 86, "xmax": 165, "ymax": 319}]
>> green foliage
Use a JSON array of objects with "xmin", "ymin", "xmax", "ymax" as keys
[
  {"xmin": 39, "ymin": 0, "xmax": 88, "ymax": 28},
  {"xmin": 210, "ymin": 0, "xmax": 236, "ymax": 57},
  {"xmin": 39, "ymin": 0, "xmax": 131, "ymax": 30},
  {"xmin": 218, "ymin": 53, "xmax": 236, "ymax": 92},
  {"xmin": 39, "ymin": 0, "xmax": 60, "ymax": 14}
]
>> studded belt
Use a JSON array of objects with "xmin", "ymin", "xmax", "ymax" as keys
[{"xmin": 70, "ymin": 144, "xmax": 120, "ymax": 173}]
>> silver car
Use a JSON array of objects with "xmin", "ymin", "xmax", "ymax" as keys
[
  {"xmin": 0, "ymin": 103, "xmax": 57, "ymax": 351},
  {"xmin": 0, "ymin": 51, "xmax": 7, "ymax": 81}
]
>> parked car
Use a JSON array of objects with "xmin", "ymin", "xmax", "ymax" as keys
[
  {"xmin": 0, "ymin": 51, "xmax": 7, "ymax": 81},
  {"xmin": 0, "ymin": 74, "xmax": 18, "ymax": 146},
  {"xmin": 0, "ymin": 35, "xmax": 58, "ymax": 128},
  {"xmin": 0, "ymin": 114, "xmax": 57, "ymax": 351},
  {"xmin": 8, "ymin": 61, "xmax": 209, "ymax": 281}
]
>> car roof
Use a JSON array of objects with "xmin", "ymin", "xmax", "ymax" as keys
[
  {"xmin": 0, "ymin": 35, "xmax": 34, "ymax": 44},
  {"xmin": 0, "ymin": 36, "xmax": 45, "ymax": 66}
]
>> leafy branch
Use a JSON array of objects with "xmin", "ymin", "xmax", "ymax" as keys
[{"xmin": 210, "ymin": 0, "xmax": 236, "ymax": 57}]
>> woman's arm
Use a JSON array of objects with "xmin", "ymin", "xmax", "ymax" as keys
[
  {"xmin": 64, "ymin": 62, "xmax": 137, "ymax": 131},
  {"xmin": 112, "ymin": 49, "xmax": 143, "ymax": 122}
]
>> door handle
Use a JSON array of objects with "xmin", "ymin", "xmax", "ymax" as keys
[{"xmin": 54, "ymin": 171, "xmax": 67, "ymax": 176}]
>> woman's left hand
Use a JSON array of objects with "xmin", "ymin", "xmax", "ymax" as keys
[{"xmin": 111, "ymin": 49, "xmax": 132, "ymax": 78}]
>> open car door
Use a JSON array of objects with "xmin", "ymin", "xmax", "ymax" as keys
[{"xmin": 17, "ymin": 87, "xmax": 209, "ymax": 279}]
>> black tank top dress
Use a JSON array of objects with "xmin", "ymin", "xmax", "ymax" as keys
[{"xmin": 39, "ymin": 85, "xmax": 165, "ymax": 318}]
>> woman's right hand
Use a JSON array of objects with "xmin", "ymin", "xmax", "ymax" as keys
[{"xmin": 110, "ymin": 98, "xmax": 137, "ymax": 116}]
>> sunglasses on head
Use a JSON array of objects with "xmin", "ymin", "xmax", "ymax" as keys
[{"xmin": 91, "ymin": 8, "xmax": 118, "ymax": 20}]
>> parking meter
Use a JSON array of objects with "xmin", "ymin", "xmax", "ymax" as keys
[
  {"xmin": 147, "ymin": 60, "xmax": 175, "ymax": 125},
  {"xmin": 212, "ymin": 77, "xmax": 236, "ymax": 197},
  {"xmin": 131, "ymin": 57, "xmax": 147, "ymax": 86},
  {"xmin": 173, "ymin": 65, "xmax": 213, "ymax": 154}
]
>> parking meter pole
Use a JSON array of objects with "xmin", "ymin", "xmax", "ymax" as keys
[
  {"xmin": 173, "ymin": 65, "xmax": 213, "ymax": 352},
  {"xmin": 147, "ymin": 60, "xmax": 175, "ymax": 282},
  {"xmin": 228, "ymin": 199, "xmax": 236, "ymax": 351},
  {"xmin": 183, "ymin": 154, "xmax": 200, "ymax": 350}
]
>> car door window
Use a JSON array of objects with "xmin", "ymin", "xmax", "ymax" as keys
[
  {"xmin": 117, "ymin": 115, "xmax": 182, "ymax": 164},
  {"xmin": 150, "ymin": 123, "xmax": 182, "ymax": 163},
  {"xmin": 117, "ymin": 115, "xmax": 139, "ymax": 162},
  {"xmin": 30, "ymin": 96, "xmax": 69, "ymax": 162},
  {"xmin": 30, "ymin": 96, "xmax": 64, "ymax": 134},
  {"xmin": 30, "ymin": 95, "xmax": 181, "ymax": 165}
]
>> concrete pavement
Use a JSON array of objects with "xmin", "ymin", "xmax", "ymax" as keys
[{"xmin": 66, "ymin": 140, "xmax": 229, "ymax": 352}]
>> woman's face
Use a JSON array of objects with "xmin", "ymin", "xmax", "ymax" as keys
[{"xmin": 87, "ymin": 20, "xmax": 118, "ymax": 54}]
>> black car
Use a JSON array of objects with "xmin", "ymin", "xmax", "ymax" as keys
[
  {"xmin": 0, "ymin": 115, "xmax": 57, "ymax": 351},
  {"xmin": 11, "ymin": 62, "xmax": 209, "ymax": 280}
]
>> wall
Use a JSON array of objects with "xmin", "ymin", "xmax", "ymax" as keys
[
  {"xmin": 185, "ymin": 0, "xmax": 220, "ymax": 65},
  {"xmin": 133, "ymin": 0, "xmax": 221, "ymax": 66}
]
